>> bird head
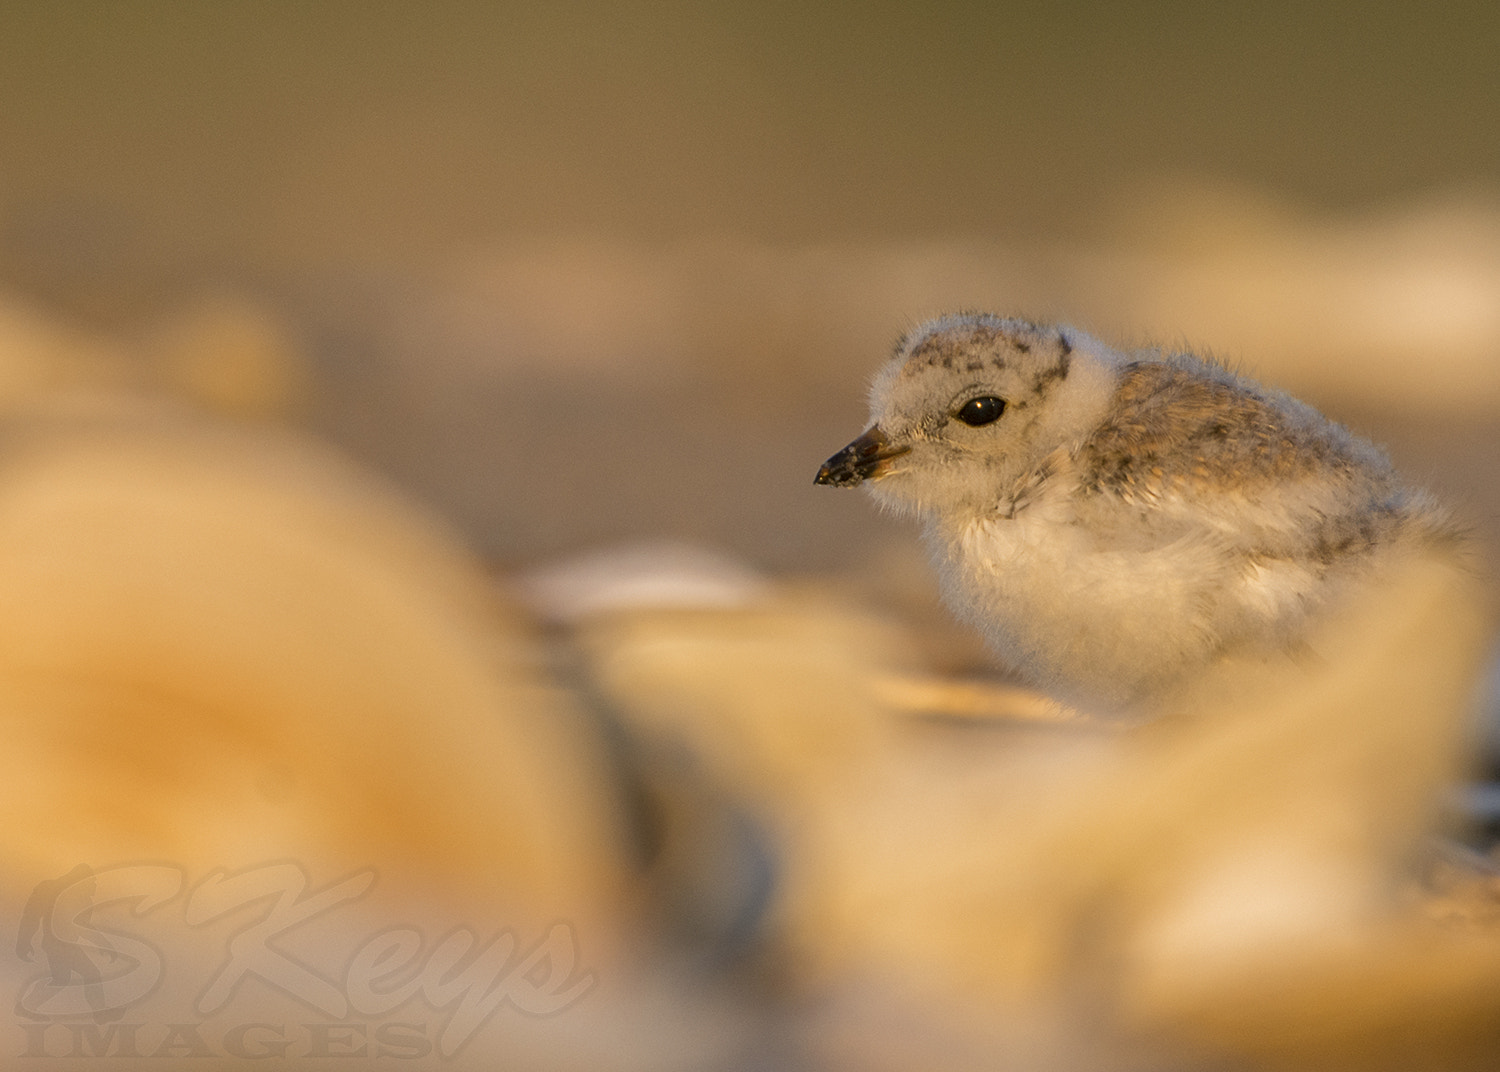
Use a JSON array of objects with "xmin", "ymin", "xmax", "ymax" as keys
[{"xmin": 816, "ymin": 313, "xmax": 1119, "ymax": 518}]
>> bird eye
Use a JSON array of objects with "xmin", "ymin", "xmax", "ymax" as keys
[{"xmin": 954, "ymin": 396, "xmax": 1005, "ymax": 427}]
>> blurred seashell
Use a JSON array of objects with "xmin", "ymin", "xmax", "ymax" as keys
[
  {"xmin": 517, "ymin": 541, "xmax": 770, "ymax": 624},
  {"xmin": 0, "ymin": 408, "xmax": 631, "ymax": 933}
]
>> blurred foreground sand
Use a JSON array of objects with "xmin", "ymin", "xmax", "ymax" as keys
[
  {"xmin": 569, "ymin": 547, "xmax": 1497, "ymax": 1072},
  {"xmin": 0, "ymin": 405, "xmax": 774, "ymax": 1069}
]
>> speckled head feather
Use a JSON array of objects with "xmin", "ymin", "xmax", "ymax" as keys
[{"xmin": 854, "ymin": 313, "xmax": 1124, "ymax": 519}]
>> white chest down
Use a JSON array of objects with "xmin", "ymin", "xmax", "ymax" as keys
[{"xmin": 933, "ymin": 508, "xmax": 1325, "ymax": 708}]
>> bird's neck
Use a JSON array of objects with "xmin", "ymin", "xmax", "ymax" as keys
[{"xmin": 964, "ymin": 444, "xmax": 1077, "ymax": 524}]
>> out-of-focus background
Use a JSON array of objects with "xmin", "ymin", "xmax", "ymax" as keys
[
  {"xmin": 0, "ymin": 4, "xmax": 1498, "ymax": 1070},
  {"xmin": 1, "ymin": 1, "xmax": 1497, "ymax": 578}
]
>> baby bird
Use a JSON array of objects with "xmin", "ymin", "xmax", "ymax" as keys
[{"xmin": 816, "ymin": 313, "xmax": 1459, "ymax": 711}]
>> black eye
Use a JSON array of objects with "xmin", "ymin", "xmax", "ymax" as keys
[{"xmin": 954, "ymin": 396, "xmax": 1005, "ymax": 427}]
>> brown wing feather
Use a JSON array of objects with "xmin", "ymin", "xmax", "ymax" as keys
[
  {"xmin": 1076, "ymin": 359, "xmax": 1374, "ymax": 505},
  {"xmin": 1070, "ymin": 357, "xmax": 1450, "ymax": 565}
]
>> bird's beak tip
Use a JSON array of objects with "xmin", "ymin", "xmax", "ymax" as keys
[{"xmin": 814, "ymin": 426, "xmax": 906, "ymax": 488}]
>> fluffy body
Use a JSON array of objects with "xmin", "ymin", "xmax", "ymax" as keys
[{"xmin": 835, "ymin": 313, "xmax": 1456, "ymax": 710}]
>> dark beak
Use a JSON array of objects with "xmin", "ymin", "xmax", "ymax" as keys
[{"xmin": 814, "ymin": 426, "xmax": 910, "ymax": 487}]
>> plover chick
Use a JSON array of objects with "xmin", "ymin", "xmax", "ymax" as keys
[{"xmin": 816, "ymin": 313, "xmax": 1460, "ymax": 711}]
